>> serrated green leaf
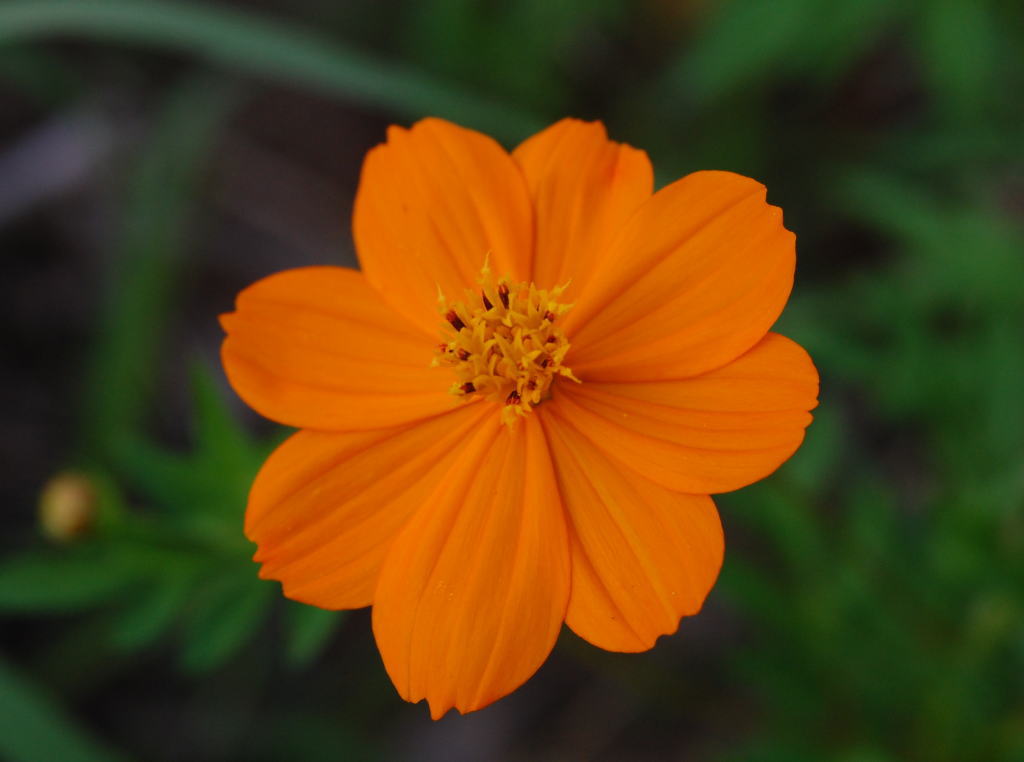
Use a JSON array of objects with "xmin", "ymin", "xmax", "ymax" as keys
[{"xmin": 110, "ymin": 363, "xmax": 268, "ymax": 542}]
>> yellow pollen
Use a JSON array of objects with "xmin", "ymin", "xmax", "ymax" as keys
[{"xmin": 433, "ymin": 261, "xmax": 579, "ymax": 425}]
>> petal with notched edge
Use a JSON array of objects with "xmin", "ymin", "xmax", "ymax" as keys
[
  {"xmin": 372, "ymin": 415, "xmax": 570, "ymax": 719},
  {"xmin": 354, "ymin": 118, "xmax": 533, "ymax": 328},
  {"xmin": 541, "ymin": 409, "xmax": 724, "ymax": 652},
  {"xmin": 553, "ymin": 333, "xmax": 819, "ymax": 494},
  {"xmin": 565, "ymin": 171, "xmax": 795, "ymax": 380},
  {"xmin": 221, "ymin": 266, "xmax": 454, "ymax": 431},
  {"xmin": 513, "ymin": 118, "xmax": 653, "ymax": 294},
  {"xmin": 247, "ymin": 403, "xmax": 493, "ymax": 609}
]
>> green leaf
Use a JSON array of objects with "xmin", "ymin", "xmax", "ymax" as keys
[
  {"xmin": 0, "ymin": 549, "xmax": 133, "ymax": 613},
  {"xmin": 648, "ymin": 0, "xmax": 897, "ymax": 128},
  {"xmin": 918, "ymin": 0, "xmax": 998, "ymax": 122},
  {"xmin": 789, "ymin": 0, "xmax": 894, "ymax": 86},
  {"xmin": 833, "ymin": 166, "xmax": 948, "ymax": 244},
  {"xmin": 79, "ymin": 75, "xmax": 240, "ymax": 464},
  {"xmin": 108, "ymin": 573, "xmax": 197, "ymax": 652},
  {"xmin": 719, "ymin": 557, "xmax": 791, "ymax": 633},
  {"xmin": 724, "ymin": 484, "xmax": 825, "ymax": 576},
  {"xmin": 666, "ymin": 0, "xmax": 816, "ymax": 103},
  {"xmin": 0, "ymin": 0, "xmax": 542, "ymax": 141},
  {"xmin": 782, "ymin": 399, "xmax": 842, "ymax": 495},
  {"xmin": 285, "ymin": 601, "xmax": 344, "ymax": 670},
  {"xmin": 189, "ymin": 360, "xmax": 252, "ymax": 460},
  {"xmin": 110, "ymin": 361, "xmax": 269, "ymax": 551},
  {"xmin": 180, "ymin": 568, "xmax": 272, "ymax": 673},
  {"xmin": 0, "ymin": 656, "xmax": 126, "ymax": 762}
]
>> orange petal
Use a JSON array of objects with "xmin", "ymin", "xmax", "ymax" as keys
[
  {"xmin": 221, "ymin": 266, "xmax": 456, "ymax": 430},
  {"xmin": 552, "ymin": 333, "xmax": 818, "ymax": 494},
  {"xmin": 512, "ymin": 118, "xmax": 652, "ymax": 292},
  {"xmin": 372, "ymin": 415, "xmax": 570, "ymax": 719},
  {"xmin": 563, "ymin": 171, "xmax": 795, "ymax": 380},
  {"xmin": 540, "ymin": 410, "xmax": 724, "ymax": 652},
  {"xmin": 247, "ymin": 402, "xmax": 493, "ymax": 610},
  {"xmin": 353, "ymin": 118, "xmax": 533, "ymax": 328}
]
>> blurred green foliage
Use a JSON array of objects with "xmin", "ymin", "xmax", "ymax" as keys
[{"xmin": 0, "ymin": 0, "xmax": 1022, "ymax": 759}]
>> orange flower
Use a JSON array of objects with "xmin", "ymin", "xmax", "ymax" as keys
[{"xmin": 220, "ymin": 118, "xmax": 819, "ymax": 718}]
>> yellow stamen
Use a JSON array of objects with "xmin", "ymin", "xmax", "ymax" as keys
[{"xmin": 433, "ymin": 262, "xmax": 579, "ymax": 425}]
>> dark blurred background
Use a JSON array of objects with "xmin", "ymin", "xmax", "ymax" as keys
[{"xmin": 2, "ymin": 1, "xmax": 1023, "ymax": 760}]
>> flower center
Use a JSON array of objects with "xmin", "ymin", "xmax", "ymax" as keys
[{"xmin": 434, "ymin": 262, "xmax": 579, "ymax": 425}]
